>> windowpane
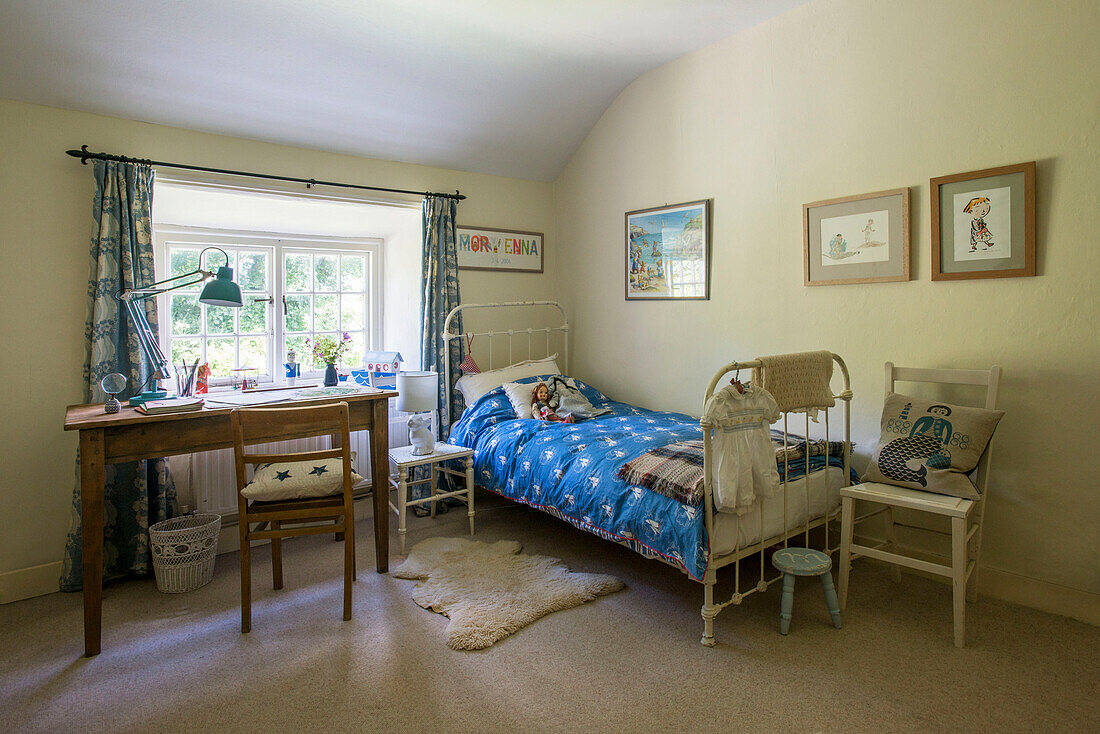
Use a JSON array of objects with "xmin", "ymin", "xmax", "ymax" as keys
[
  {"xmin": 206, "ymin": 304, "xmax": 235, "ymax": 334},
  {"xmin": 284, "ymin": 295, "xmax": 311, "ymax": 332},
  {"xmin": 344, "ymin": 331, "xmax": 366, "ymax": 367},
  {"xmin": 171, "ymin": 338, "xmax": 201, "ymax": 366},
  {"xmin": 239, "ymin": 299, "xmax": 267, "ymax": 334},
  {"xmin": 341, "ymin": 255, "xmax": 365, "ymax": 292},
  {"xmin": 170, "ymin": 295, "xmax": 200, "ymax": 335},
  {"xmin": 286, "ymin": 335, "xmax": 314, "ymax": 370},
  {"xmin": 206, "ymin": 338, "xmax": 236, "ymax": 376},
  {"xmin": 202, "ymin": 248, "xmax": 235, "ymax": 273},
  {"xmin": 314, "ymin": 255, "xmax": 338, "ymax": 291},
  {"xmin": 340, "ymin": 294, "xmax": 365, "ymax": 331},
  {"xmin": 312, "ymin": 332, "xmax": 341, "ymax": 366},
  {"xmin": 237, "ymin": 251, "xmax": 268, "ymax": 291},
  {"xmin": 314, "ymin": 294, "xmax": 338, "ymax": 331},
  {"xmin": 169, "ymin": 248, "xmax": 201, "ymax": 290},
  {"xmin": 239, "ymin": 337, "xmax": 268, "ymax": 373},
  {"xmin": 285, "ymin": 253, "xmax": 311, "ymax": 292}
]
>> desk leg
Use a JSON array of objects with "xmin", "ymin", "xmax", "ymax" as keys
[
  {"xmin": 80, "ymin": 429, "xmax": 105, "ymax": 657},
  {"xmin": 370, "ymin": 399, "xmax": 389, "ymax": 572}
]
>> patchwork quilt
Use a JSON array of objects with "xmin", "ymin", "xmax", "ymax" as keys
[
  {"xmin": 616, "ymin": 432, "xmax": 851, "ymax": 506},
  {"xmin": 448, "ymin": 376, "xmax": 850, "ymax": 581}
]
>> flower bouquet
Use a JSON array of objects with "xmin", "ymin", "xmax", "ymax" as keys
[{"xmin": 308, "ymin": 333, "xmax": 353, "ymax": 386}]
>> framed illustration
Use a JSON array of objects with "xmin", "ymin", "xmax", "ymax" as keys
[
  {"xmin": 803, "ymin": 188, "xmax": 910, "ymax": 286},
  {"xmin": 625, "ymin": 199, "xmax": 710, "ymax": 300},
  {"xmin": 931, "ymin": 161, "xmax": 1036, "ymax": 281},
  {"xmin": 456, "ymin": 225, "xmax": 543, "ymax": 273}
]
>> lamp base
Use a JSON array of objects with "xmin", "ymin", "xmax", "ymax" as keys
[{"xmin": 128, "ymin": 388, "xmax": 169, "ymax": 407}]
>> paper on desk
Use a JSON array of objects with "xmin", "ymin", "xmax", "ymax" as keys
[
  {"xmin": 293, "ymin": 385, "xmax": 380, "ymax": 400},
  {"xmin": 202, "ymin": 391, "xmax": 294, "ymax": 407}
]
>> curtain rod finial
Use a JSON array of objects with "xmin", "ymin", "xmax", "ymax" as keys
[{"xmin": 65, "ymin": 145, "xmax": 91, "ymax": 164}]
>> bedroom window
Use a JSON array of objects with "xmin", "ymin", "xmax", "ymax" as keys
[
  {"xmin": 156, "ymin": 229, "xmax": 381, "ymax": 387},
  {"xmin": 164, "ymin": 243, "xmax": 275, "ymax": 384},
  {"xmin": 281, "ymin": 248, "xmax": 372, "ymax": 372}
]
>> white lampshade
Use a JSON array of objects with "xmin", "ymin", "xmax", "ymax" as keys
[{"xmin": 396, "ymin": 370, "xmax": 438, "ymax": 413}]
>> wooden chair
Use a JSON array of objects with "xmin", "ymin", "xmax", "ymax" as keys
[
  {"xmin": 838, "ymin": 362, "xmax": 1001, "ymax": 647},
  {"xmin": 231, "ymin": 402, "xmax": 358, "ymax": 633}
]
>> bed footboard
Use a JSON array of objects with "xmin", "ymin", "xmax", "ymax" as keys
[{"xmin": 698, "ymin": 355, "xmax": 852, "ymax": 646}]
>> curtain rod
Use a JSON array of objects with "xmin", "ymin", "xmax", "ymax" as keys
[{"xmin": 65, "ymin": 145, "xmax": 467, "ymax": 201}]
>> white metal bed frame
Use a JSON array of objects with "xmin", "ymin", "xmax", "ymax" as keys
[{"xmin": 442, "ymin": 301, "xmax": 852, "ymax": 646}]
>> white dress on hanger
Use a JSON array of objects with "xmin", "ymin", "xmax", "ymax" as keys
[{"xmin": 703, "ymin": 384, "xmax": 782, "ymax": 514}]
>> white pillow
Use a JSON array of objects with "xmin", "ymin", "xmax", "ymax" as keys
[
  {"xmin": 455, "ymin": 354, "xmax": 560, "ymax": 406},
  {"xmin": 502, "ymin": 380, "xmax": 546, "ymax": 419},
  {"xmin": 241, "ymin": 458, "xmax": 364, "ymax": 502}
]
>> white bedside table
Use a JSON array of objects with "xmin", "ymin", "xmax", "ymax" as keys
[{"xmin": 388, "ymin": 442, "xmax": 475, "ymax": 554}]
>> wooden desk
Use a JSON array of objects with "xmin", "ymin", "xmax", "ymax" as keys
[{"xmin": 63, "ymin": 389, "xmax": 395, "ymax": 657}]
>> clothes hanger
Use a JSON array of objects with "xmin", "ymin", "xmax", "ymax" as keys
[{"xmin": 730, "ymin": 368, "xmax": 745, "ymax": 394}]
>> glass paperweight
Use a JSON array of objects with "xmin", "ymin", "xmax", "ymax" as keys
[{"xmin": 101, "ymin": 373, "xmax": 127, "ymax": 414}]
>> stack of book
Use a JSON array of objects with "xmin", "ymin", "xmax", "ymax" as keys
[{"xmin": 135, "ymin": 397, "xmax": 205, "ymax": 415}]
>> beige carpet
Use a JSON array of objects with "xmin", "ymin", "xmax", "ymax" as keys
[
  {"xmin": 393, "ymin": 537, "xmax": 622, "ymax": 649},
  {"xmin": 1, "ymin": 491, "xmax": 1097, "ymax": 733}
]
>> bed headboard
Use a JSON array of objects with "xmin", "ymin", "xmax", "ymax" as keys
[{"xmin": 442, "ymin": 300, "xmax": 569, "ymax": 427}]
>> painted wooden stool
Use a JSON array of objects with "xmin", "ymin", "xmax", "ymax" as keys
[{"xmin": 771, "ymin": 547, "xmax": 843, "ymax": 635}]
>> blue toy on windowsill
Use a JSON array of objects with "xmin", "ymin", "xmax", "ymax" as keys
[{"xmin": 352, "ymin": 351, "xmax": 403, "ymax": 390}]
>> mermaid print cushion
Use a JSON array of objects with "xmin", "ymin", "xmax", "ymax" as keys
[{"xmin": 861, "ymin": 392, "xmax": 1004, "ymax": 499}]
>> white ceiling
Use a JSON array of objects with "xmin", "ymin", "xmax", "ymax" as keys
[{"xmin": 0, "ymin": 1, "xmax": 806, "ymax": 181}]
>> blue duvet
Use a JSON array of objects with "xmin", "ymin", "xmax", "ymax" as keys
[{"xmin": 448, "ymin": 377, "xmax": 846, "ymax": 581}]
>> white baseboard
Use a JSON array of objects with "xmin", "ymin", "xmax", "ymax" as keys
[
  {"xmin": 0, "ymin": 561, "xmax": 62, "ymax": 604},
  {"xmin": 852, "ymin": 532, "xmax": 1099, "ymax": 626}
]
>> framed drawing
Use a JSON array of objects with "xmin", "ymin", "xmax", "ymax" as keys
[
  {"xmin": 456, "ymin": 225, "xmax": 543, "ymax": 273},
  {"xmin": 625, "ymin": 199, "xmax": 710, "ymax": 300},
  {"xmin": 931, "ymin": 161, "xmax": 1036, "ymax": 280},
  {"xmin": 803, "ymin": 188, "xmax": 910, "ymax": 286}
]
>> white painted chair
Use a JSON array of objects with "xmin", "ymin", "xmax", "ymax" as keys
[{"xmin": 838, "ymin": 362, "xmax": 1001, "ymax": 648}]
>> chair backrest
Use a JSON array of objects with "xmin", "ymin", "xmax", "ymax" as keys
[
  {"xmin": 884, "ymin": 362, "xmax": 1002, "ymax": 495},
  {"xmin": 230, "ymin": 402, "xmax": 353, "ymax": 500}
]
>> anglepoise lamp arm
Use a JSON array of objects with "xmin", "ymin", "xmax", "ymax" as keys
[{"xmin": 115, "ymin": 246, "xmax": 242, "ymax": 405}]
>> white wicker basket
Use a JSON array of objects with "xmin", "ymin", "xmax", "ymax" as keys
[{"xmin": 149, "ymin": 513, "xmax": 221, "ymax": 593}]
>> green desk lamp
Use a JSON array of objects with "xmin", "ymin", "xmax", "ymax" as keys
[{"xmin": 116, "ymin": 246, "xmax": 242, "ymax": 406}]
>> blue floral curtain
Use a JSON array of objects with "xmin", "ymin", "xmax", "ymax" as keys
[
  {"xmin": 420, "ymin": 196, "xmax": 463, "ymax": 440},
  {"xmin": 60, "ymin": 160, "xmax": 177, "ymax": 592}
]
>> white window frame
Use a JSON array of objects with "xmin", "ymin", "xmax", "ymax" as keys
[{"xmin": 153, "ymin": 225, "xmax": 384, "ymax": 389}]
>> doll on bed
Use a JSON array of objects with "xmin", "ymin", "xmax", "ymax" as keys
[{"xmin": 531, "ymin": 382, "xmax": 575, "ymax": 423}]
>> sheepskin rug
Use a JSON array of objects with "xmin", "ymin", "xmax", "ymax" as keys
[{"xmin": 392, "ymin": 537, "xmax": 623, "ymax": 650}]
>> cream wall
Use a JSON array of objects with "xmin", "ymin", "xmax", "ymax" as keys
[
  {"xmin": 0, "ymin": 98, "xmax": 557, "ymax": 598},
  {"xmin": 553, "ymin": 0, "xmax": 1100, "ymax": 612}
]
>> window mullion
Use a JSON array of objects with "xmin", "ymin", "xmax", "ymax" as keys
[{"xmin": 274, "ymin": 243, "xmax": 285, "ymax": 381}]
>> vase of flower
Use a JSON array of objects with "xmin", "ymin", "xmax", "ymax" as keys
[
  {"xmin": 308, "ymin": 333, "xmax": 353, "ymax": 388},
  {"xmin": 323, "ymin": 363, "xmax": 338, "ymax": 387}
]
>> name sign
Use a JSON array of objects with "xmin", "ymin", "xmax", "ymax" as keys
[{"xmin": 456, "ymin": 225, "xmax": 543, "ymax": 273}]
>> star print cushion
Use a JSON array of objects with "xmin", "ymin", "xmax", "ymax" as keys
[
  {"xmin": 241, "ymin": 458, "xmax": 365, "ymax": 501},
  {"xmin": 861, "ymin": 392, "xmax": 1004, "ymax": 500}
]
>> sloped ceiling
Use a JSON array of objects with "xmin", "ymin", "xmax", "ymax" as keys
[{"xmin": 0, "ymin": 1, "xmax": 806, "ymax": 180}]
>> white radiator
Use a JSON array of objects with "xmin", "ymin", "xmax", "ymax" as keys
[{"xmin": 175, "ymin": 413, "xmax": 412, "ymax": 519}]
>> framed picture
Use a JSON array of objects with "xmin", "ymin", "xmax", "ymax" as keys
[
  {"xmin": 456, "ymin": 225, "xmax": 543, "ymax": 273},
  {"xmin": 803, "ymin": 188, "xmax": 910, "ymax": 286},
  {"xmin": 624, "ymin": 199, "xmax": 710, "ymax": 300},
  {"xmin": 930, "ymin": 161, "xmax": 1036, "ymax": 281}
]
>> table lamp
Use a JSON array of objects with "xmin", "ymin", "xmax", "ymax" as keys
[
  {"xmin": 396, "ymin": 370, "xmax": 439, "ymax": 455},
  {"xmin": 116, "ymin": 246, "xmax": 243, "ymax": 405}
]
